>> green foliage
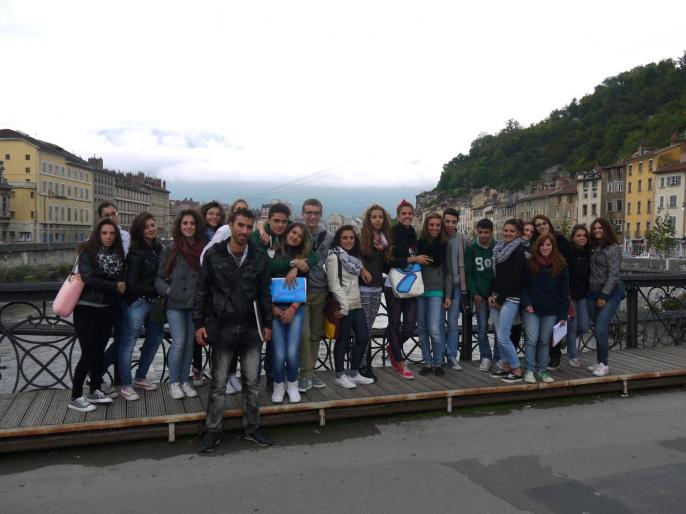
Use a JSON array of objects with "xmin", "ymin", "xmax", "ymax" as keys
[
  {"xmin": 0, "ymin": 264, "xmax": 71, "ymax": 283},
  {"xmin": 647, "ymin": 213, "xmax": 676, "ymax": 256},
  {"xmin": 438, "ymin": 56, "xmax": 686, "ymax": 194}
]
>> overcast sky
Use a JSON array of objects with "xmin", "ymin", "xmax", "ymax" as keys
[{"xmin": 1, "ymin": 0, "xmax": 684, "ymax": 196}]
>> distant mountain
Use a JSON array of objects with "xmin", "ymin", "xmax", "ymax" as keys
[
  {"xmin": 438, "ymin": 54, "xmax": 686, "ymax": 194},
  {"xmin": 166, "ymin": 181, "xmax": 424, "ymax": 218}
]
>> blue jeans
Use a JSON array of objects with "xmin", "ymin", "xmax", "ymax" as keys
[
  {"xmin": 587, "ymin": 289, "xmax": 621, "ymax": 365},
  {"xmin": 417, "ymin": 296, "xmax": 445, "ymax": 367},
  {"xmin": 271, "ymin": 306, "xmax": 305, "ymax": 383},
  {"xmin": 567, "ymin": 298, "xmax": 590, "ymax": 359},
  {"xmin": 491, "ymin": 300, "xmax": 521, "ymax": 369},
  {"xmin": 523, "ymin": 311, "xmax": 556, "ymax": 373},
  {"xmin": 444, "ymin": 288, "xmax": 461, "ymax": 361},
  {"xmin": 166, "ymin": 308, "xmax": 195, "ymax": 385},
  {"xmin": 335, "ymin": 308, "xmax": 369, "ymax": 373},
  {"xmin": 475, "ymin": 301, "xmax": 499, "ymax": 361},
  {"xmin": 118, "ymin": 299, "xmax": 164, "ymax": 386}
]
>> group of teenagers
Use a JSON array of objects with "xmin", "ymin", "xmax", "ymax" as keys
[{"xmin": 65, "ymin": 195, "xmax": 622, "ymax": 452}]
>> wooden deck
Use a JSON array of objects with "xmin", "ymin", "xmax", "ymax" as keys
[{"xmin": 2, "ymin": 346, "xmax": 686, "ymax": 453}]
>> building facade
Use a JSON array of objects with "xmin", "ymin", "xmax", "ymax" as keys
[
  {"xmin": 600, "ymin": 163, "xmax": 626, "ymax": 242},
  {"xmin": 576, "ymin": 170, "xmax": 602, "ymax": 228},
  {"xmin": 0, "ymin": 129, "xmax": 94, "ymax": 243},
  {"xmin": 0, "ymin": 160, "xmax": 11, "ymax": 242},
  {"xmin": 88, "ymin": 157, "xmax": 117, "ymax": 221},
  {"xmin": 115, "ymin": 174, "xmax": 151, "ymax": 230}
]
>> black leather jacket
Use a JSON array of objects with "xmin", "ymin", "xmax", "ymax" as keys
[
  {"xmin": 193, "ymin": 240, "xmax": 273, "ymax": 332},
  {"xmin": 125, "ymin": 245, "xmax": 161, "ymax": 304},
  {"xmin": 77, "ymin": 249, "xmax": 125, "ymax": 306}
]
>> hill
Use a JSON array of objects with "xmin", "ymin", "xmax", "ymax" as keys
[{"xmin": 437, "ymin": 54, "xmax": 686, "ymax": 193}]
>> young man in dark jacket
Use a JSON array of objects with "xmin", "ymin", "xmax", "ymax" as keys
[{"xmin": 194, "ymin": 208, "xmax": 273, "ymax": 452}]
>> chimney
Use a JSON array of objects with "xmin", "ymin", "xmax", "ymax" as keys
[{"xmin": 88, "ymin": 156, "xmax": 103, "ymax": 169}]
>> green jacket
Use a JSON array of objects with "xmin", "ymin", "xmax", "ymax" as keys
[
  {"xmin": 465, "ymin": 240, "xmax": 495, "ymax": 298},
  {"xmin": 250, "ymin": 224, "xmax": 318, "ymax": 274}
]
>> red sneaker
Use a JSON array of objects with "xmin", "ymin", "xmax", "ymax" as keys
[{"xmin": 400, "ymin": 366, "xmax": 415, "ymax": 380}]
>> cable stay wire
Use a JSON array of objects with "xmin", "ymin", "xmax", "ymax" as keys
[{"xmin": 244, "ymin": 161, "xmax": 352, "ymax": 201}]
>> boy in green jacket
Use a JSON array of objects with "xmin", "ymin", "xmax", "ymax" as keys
[{"xmin": 465, "ymin": 218, "xmax": 498, "ymax": 372}]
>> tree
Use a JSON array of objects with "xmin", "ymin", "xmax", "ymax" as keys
[
  {"xmin": 647, "ymin": 213, "xmax": 676, "ymax": 257},
  {"xmin": 559, "ymin": 218, "xmax": 571, "ymax": 238}
]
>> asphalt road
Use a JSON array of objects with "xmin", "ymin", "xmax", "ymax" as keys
[{"xmin": 2, "ymin": 388, "xmax": 686, "ymax": 514}]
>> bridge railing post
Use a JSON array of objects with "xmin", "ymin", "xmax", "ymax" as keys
[{"xmin": 625, "ymin": 286, "xmax": 639, "ymax": 349}]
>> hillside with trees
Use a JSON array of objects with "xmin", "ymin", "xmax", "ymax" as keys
[{"xmin": 438, "ymin": 54, "xmax": 686, "ymax": 193}]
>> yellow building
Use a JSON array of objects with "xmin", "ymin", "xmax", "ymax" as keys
[{"xmin": 0, "ymin": 129, "xmax": 94, "ymax": 243}]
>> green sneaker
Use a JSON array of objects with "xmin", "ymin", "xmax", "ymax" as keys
[
  {"xmin": 312, "ymin": 376, "xmax": 326, "ymax": 388},
  {"xmin": 537, "ymin": 370, "xmax": 554, "ymax": 383}
]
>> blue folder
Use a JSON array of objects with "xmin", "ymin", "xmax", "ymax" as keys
[{"xmin": 270, "ymin": 277, "xmax": 307, "ymax": 304}]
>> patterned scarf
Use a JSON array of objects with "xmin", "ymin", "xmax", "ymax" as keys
[
  {"xmin": 95, "ymin": 246, "xmax": 124, "ymax": 278},
  {"xmin": 335, "ymin": 247, "xmax": 361, "ymax": 276},
  {"xmin": 492, "ymin": 237, "xmax": 523, "ymax": 275}
]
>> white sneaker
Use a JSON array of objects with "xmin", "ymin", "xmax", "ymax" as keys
[
  {"xmin": 587, "ymin": 362, "xmax": 599, "ymax": 372},
  {"xmin": 228, "ymin": 374, "xmax": 242, "ymax": 392},
  {"xmin": 349, "ymin": 373, "xmax": 374, "ymax": 385},
  {"xmin": 568, "ymin": 358, "xmax": 581, "ymax": 368},
  {"xmin": 448, "ymin": 357, "xmax": 463, "ymax": 371},
  {"xmin": 335, "ymin": 374, "xmax": 357, "ymax": 389},
  {"xmin": 286, "ymin": 381, "xmax": 301, "ymax": 403},
  {"xmin": 120, "ymin": 386, "xmax": 140, "ymax": 401},
  {"xmin": 592, "ymin": 363, "xmax": 609, "ymax": 377},
  {"xmin": 524, "ymin": 370, "xmax": 536, "ymax": 384},
  {"xmin": 479, "ymin": 358, "xmax": 492, "ymax": 372},
  {"xmin": 181, "ymin": 382, "xmax": 198, "ymax": 398},
  {"xmin": 169, "ymin": 382, "xmax": 185, "ymax": 400},
  {"xmin": 272, "ymin": 382, "xmax": 285, "ymax": 403},
  {"xmin": 226, "ymin": 378, "xmax": 238, "ymax": 394}
]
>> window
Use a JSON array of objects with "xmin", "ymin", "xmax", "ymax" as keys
[
  {"xmin": 48, "ymin": 163, "xmax": 53, "ymax": 173},
  {"xmin": 592, "ymin": 204, "xmax": 597, "ymax": 216},
  {"xmin": 618, "ymin": 181, "xmax": 624, "ymax": 192},
  {"xmin": 636, "ymin": 222, "xmax": 641, "ymax": 237},
  {"xmin": 42, "ymin": 162, "xmax": 47, "ymax": 173},
  {"xmin": 661, "ymin": 177, "xmax": 666, "ymax": 188},
  {"xmin": 48, "ymin": 206, "xmax": 53, "ymax": 221},
  {"xmin": 668, "ymin": 176, "xmax": 682, "ymax": 187},
  {"xmin": 627, "ymin": 203, "xmax": 631, "ymax": 215},
  {"xmin": 4, "ymin": 154, "xmax": 9, "ymax": 160},
  {"xmin": 629, "ymin": 163, "xmax": 633, "ymax": 175},
  {"xmin": 584, "ymin": 192, "xmax": 588, "ymax": 199},
  {"xmin": 627, "ymin": 222, "xmax": 631, "ymax": 235},
  {"xmin": 30, "ymin": 211, "xmax": 35, "ymax": 219},
  {"xmin": 646, "ymin": 221, "xmax": 651, "ymax": 234},
  {"xmin": 670, "ymin": 195, "xmax": 677, "ymax": 209},
  {"xmin": 669, "ymin": 217, "xmax": 677, "ymax": 229},
  {"xmin": 649, "ymin": 159, "xmax": 654, "ymax": 171},
  {"xmin": 67, "ymin": 208, "xmax": 71, "ymax": 222},
  {"xmin": 659, "ymin": 196, "xmax": 664, "ymax": 209},
  {"xmin": 639, "ymin": 161, "xmax": 643, "ymax": 173},
  {"xmin": 637, "ymin": 201, "xmax": 641, "ymax": 214},
  {"xmin": 582, "ymin": 205, "xmax": 588, "ymax": 216},
  {"xmin": 607, "ymin": 201, "xmax": 613, "ymax": 212},
  {"xmin": 648, "ymin": 178, "xmax": 652, "ymax": 191},
  {"xmin": 647, "ymin": 200, "xmax": 652, "ymax": 213},
  {"xmin": 608, "ymin": 181, "xmax": 614, "ymax": 192},
  {"xmin": 25, "ymin": 167, "xmax": 30, "ymax": 173},
  {"xmin": 617, "ymin": 200, "xmax": 623, "ymax": 212},
  {"xmin": 628, "ymin": 182, "xmax": 632, "ymax": 193},
  {"xmin": 30, "ymin": 192, "xmax": 34, "ymax": 199},
  {"xmin": 42, "ymin": 182, "xmax": 46, "ymax": 193},
  {"xmin": 638, "ymin": 180, "xmax": 642, "ymax": 192}
]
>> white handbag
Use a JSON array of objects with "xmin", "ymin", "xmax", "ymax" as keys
[{"xmin": 388, "ymin": 263, "xmax": 424, "ymax": 298}]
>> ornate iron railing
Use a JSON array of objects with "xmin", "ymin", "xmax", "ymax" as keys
[{"xmin": 2, "ymin": 273, "xmax": 685, "ymax": 393}]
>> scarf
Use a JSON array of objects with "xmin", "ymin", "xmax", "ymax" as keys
[
  {"xmin": 536, "ymin": 254, "xmax": 552, "ymax": 268},
  {"xmin": 417, "ymin": 237, "xmax": 445, "ymax": 267},
  {"xmin": 95, "ymin": 246, "xmax": 124, "ymax": 278},
  {"xmin": 492, "ymin": 237, "xmax": 523, "ymax": 275},
  {"xmin": 335, "ymin": 247, "xmax": 361, "ymax": 275},
  {"xmin": 373, "ymin": 231, "xmax": 388, "ymax": 252},
  {"xmin": 172, "ymin": 237, "xmax": 204, "ymax": 272}
]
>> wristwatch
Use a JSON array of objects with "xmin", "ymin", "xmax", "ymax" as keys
[{"xmin": 289, "ymin": 260, "xmax": 296, "ymax": 268}]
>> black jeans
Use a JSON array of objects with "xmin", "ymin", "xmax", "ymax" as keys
[
  {"xmin": 72, "ymin": 305, "xmax": 115, "ymax": 399},
  {"xmin": 194, "ymin": 343, "xmax": 238, "ymax": 375},
  {"xmin": 100, "ymin": 298, "xmax": 123, "ymax": 384},
  {"xmin": 205, "ymin": 324, "xmax": 262, "ymax": 434},
  {"xmin": 335, "ymin": 308, "xmax": 369, "ymax": 373},
  {"xmin": 384, "ymin": 287, "xmax": 417, "ymax": 363}
]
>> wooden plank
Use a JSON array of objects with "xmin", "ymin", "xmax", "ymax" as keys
[
  {"xmin": 144, "ymin": 388, "xmax": 166, "ymax": 417},
  {"xmin": 161, "ymin": 384, "xmax": 186, "ymax": 416},
  {"xmin": 19, "ymin": 390, "xmax": 54, "ymax": 427},
  {"xmin": 126, "ymin": 390, "xmax": 147, "ymax": 419},
  {"xmin": 105, "ymin": 394, "xmax": 127, "ymax": 421},
  {"xmin": 309, "ymin": 371, "xmax": 347, "ymax": 401},
  {"xmin": 631, "ymin": 347, "xmax": 686, "ymax": 368},
  {"xmin": 0, "ymin": 391, "xmax": 37, "ymax": 429},
  {"xmin": 0, "ymin": 395, "xmax": 15, "ymax": 422},
  {"xmin": 41, "ymin": 390, "xmax": 70, "ymax": 426}
]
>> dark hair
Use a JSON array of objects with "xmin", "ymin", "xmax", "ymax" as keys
[
  {"xmin": 476, "ymin": 218, "xmax": 494, "ymax": 231},
  {"xmin": 276, "ymin": 222, "xmax": 311, "ymax": 260},
  {"xmin": 200, "ymin": 201, "xmax": 225, "ymax": 228},
  {"xmin": 301, "ymin": 198, "xmax": 323, "ymax": 212},
  {"xmin": 532, "ymin": 214, "xmax": 557, "ymax": 238},
  {"xmin": 396, "ymin": 200, "xmax": 414, "ymax": 216},
  {"xmin": 229, "ymin": 198, "xmax": 248, "ymax": 215},
  {"xmin": 229, "ymin": 206, "xmax": 255, "ymax": 224},
  {"xmin": 269, "ymin": 202, "xmax": 291, "ymax": 219},
  {"xmin": 360, "ymin": 204, "xmax": 392, "ymax": 261},
  {"xmin": 79, "ymin": 218, "xmax": 125, "ymax": 264},
  {"xmin": 172, "ymin": 209, "xmax": 204, "ymax": 242},
  {"xmin": 569, "ymin": 224, "xmax": 590, "ymax": 249},
  {"xmin": 529, "ymin": 233, "xmax": 567, "ymax": 276},
  {"xmin": 504, "ymin": 218, "xmax": 524, "ymax": 234},
  {"xmin": 333, "ymin": 224, "xmax": 361, "ymax": 257},
  {"xmin": 590, "ymin": 217, "xmax": 619, "ymax": 247},
  {"xmin": 129, "ymin": 212, "xmax": 162, "ymax": 251},
  {"xmin": 443, "ymin": 207, "xmax": 460, "ymax": 219},
  {"xmin": 97, "ymin": 201, "xmax": 118, "ymax": 218},
  {"xmin": 420, "ymin": 213, "xmax": 448, "ymax": 244}
]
